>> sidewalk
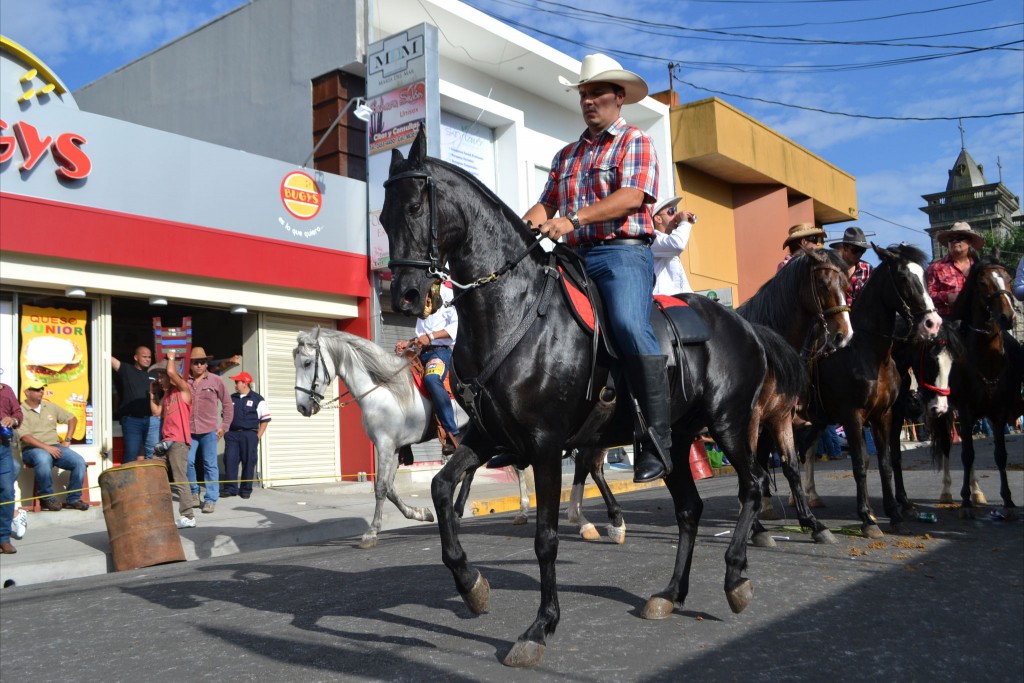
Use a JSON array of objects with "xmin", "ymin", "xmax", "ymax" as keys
[{"xmin": 0, "ymin": 458, "xmax": 685, "ymax": 588}]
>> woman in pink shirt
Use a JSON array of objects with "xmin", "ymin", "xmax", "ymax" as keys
[{"xmin": 149, "ymin": 350, "xmax": 196, "ymax": 529}]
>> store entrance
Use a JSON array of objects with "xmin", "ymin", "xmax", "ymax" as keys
[{"xmin": 111, "ymin": 298, "xmax": 246, "ymax": 463}]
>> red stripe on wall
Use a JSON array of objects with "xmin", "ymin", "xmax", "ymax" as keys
[{"xmin": 0, "ymin": 193, "xmax": 370, "ymax": 298}]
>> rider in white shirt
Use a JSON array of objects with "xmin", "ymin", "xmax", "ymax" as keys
[{"xmin": 650, "ymin": 195, "xmax": 697, "ymax": 295}]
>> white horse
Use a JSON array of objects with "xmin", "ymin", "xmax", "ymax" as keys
[{"xmin": 294, "ymin": 327, "xmax": 531, "ymax": 547}]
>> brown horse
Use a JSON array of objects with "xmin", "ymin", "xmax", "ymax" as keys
[
  {"xmin": 798, "ymin": 244, "xmax": 942, "ymax": 537},
  {"xmin": 931, "ymin": 254, "xmax": 1022, "ymax": 518}
]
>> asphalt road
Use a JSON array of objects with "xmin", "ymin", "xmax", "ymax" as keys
[{"xmin": 2, "ymin": 440, "xmax": 1022, "ymax": 682}]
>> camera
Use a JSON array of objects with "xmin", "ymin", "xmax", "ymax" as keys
[{"xmin": 153, "ymin": 440, "xmax": 173, "ymax": 456}]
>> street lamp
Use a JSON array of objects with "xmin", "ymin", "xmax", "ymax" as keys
[{"xmin": 301, "ymin": 96, "xmax": 372, "ymax": 169}]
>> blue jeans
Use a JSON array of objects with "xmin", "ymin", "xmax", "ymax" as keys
[
  {"xmin": 21, "ymin": 445, "xmax": 87, "ymax": 504},
  {"xmin": 577, "ymin": 242, "xmax": 659, "ymax": 356},
  {"xmin": 420, "ymin": 346, "xmax": 459, "ymax": 435},
  {"xmin": 819, "ymin": 424, "xmax": 842, "ymax": 458},
  {"xmin": 187, "ymin": 432, "xmax": 219, "ymax": 504},
  {"xmin": 121, "ymin": 415, "xmax": 159, "ymax": 462},
  {"xmin": 1, "ymin": 441, "xmax": 21, "ymax": 543}
]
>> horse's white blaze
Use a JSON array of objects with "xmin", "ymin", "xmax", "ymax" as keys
[
  {"xmin": 991, "ymin": 272, "xmax": 1015, "ymax": 319},
  {"xmin": 908, "ymin": 262, "xmax": 942, "ymax": 333},
  {"xmin": 927, "ymin": 347, "xmax": 953, "ymax": 417},
  {"xmin": 838, "ymin": 291, "xmax": 853, "ymax": 347}
]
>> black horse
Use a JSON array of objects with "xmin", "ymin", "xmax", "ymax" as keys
[
  {"xmin": 381, "ymin": 130, "xmax": 796, "ymax": 667},
  {"xmin": 930, "ymin": 254, "xmax": 1022, "ymax": 518},
  {"xmin": 797, "ymin": 244, "xmax": 943, "ymax": 537}
]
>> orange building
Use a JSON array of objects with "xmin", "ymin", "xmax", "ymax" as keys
[{"xmin": 653, "ymin": 94, "xmax": 858, "ymax": 306}]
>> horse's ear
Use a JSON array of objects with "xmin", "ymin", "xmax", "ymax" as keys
[
  {"xmin": 871, "ymin": 242, "xmax": 896, "ymax": 263},
  {"xmin": 409, "ymin": 123, "xmax": 428, "ymax": 166},
  {"xmin": 389, "ymin": 147, "xmax": 405, "ymax": 176}
]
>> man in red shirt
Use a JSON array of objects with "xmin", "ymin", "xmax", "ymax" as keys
[
  {"xmin": 185, "ymin": 347, "xmax": 233, "ymax": 514},
  {"xmin": 150, "ymin": 350, "xmax": 195, "ymax": 529},
  {"xmin": 523, "ymin": 54, "xmax": 669, "ymax": 483},
  {"xmin": 829, "ymin": 226, "xmax": 873, "ymax": 306}
]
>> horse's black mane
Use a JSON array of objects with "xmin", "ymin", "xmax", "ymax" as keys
[
  {"xmin": 423, "ymin": 156, "xmax": 535, "ymax": 239},
  {"xmin": 885, "ymin": 242, "xmax": 928, "ymax": 269},
  {"xmin": 737, "ymin": 249, "xmax": 848, "ymax": 329},
  {"xmin": 950, "ymin": 252, "xmax": 1005, "ymax": 322}
]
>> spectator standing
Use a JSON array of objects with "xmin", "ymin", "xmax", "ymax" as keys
[
  {"xmin": 149, "ymin": 350, "xmax": 196, "ymax": 529},
  {"xmin": 18, "ymin": 381, "xmax": 89, "ymax": 511},
  {"xmin": 112, "ymin": 346, "xmax": 158, "ymax": 463},
  {"xmin": 778, "ymin": 223, "xmax": 826, "ymax": 271},
  {"xmin": 1, "ymin": 376, "xmax": 24, "ymax": 553},
  {"xmin": 650, "ymin": 194, "xmax": 698, "ymax": 295},
  {"xmin": 926, "ymin": 221, "xmax": 983, "ymax": 317},
  {"xmin": 829, "ymin": 227, "xmax": 873, "ymax": 306},
  {"xmin": 522, "ymin": 54, "xmax": 671, "ymax": 483},
  {"xmin": 186, "ymin": 347, "xmax": 233, "ymax": 514},
  {"xmin": 395, "ymin": 283, "xmax": 460, "ymax": 455},
  {"xmin": 221, "ymin": 371, "xmax": 270, "ymax": 499}
]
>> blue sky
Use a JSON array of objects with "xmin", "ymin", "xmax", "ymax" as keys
[{"xmin": 3, "ymin": 0, "xmax": 1021, "ymax": 258}]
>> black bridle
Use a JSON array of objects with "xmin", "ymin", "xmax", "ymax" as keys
[
  {"xmin": 384, "ymin": 168, "xmax": 447, "ymax": 277},
  {"xmin": 805, "ymin": 262, "xmax": 852, "ymax": 359},
  {"xmin": 294, "ymin": 332, "xmax": 333, "ymax": 410}
]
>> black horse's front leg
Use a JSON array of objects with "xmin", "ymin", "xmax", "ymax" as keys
[
  {"xmin": 871, "ymin": 412, "xmax": 908, "ymax": 534},
  {"xmin": 957, "ymin": 411, "xmax": 979, "ymax": 519},
  {"xmin": 431, "ymin": 443, "xmax": 489, "ymax": 614},
  {"xmin": 992, "ymin": 420, "xmax": 1017, "ymax": 516},
  {"xmin": 846, "ymin": 419, "xmax": 883, "ymax": 538},
  {"xmin": 588, "ymin": 448, "xmax": 626, "ymax": 543},
  {"xmin": 503, "ymin": 455, "xmax": 562, "ymax": 667}
]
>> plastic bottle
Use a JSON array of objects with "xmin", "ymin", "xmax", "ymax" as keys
[{"xmin": 916, "ymin": 511, "xmax": 937, "ymax": 523}]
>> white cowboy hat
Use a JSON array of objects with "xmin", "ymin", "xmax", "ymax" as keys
[
  {"xmin": 936, "ymin": 221, "xmax": 984, "ymax": 249},
  {"xmin": 558, "ymin": 54, "xmax": 648, "ymax": 105},
  {"xmin": 652, "ymin": 195, "xmax": 682, "ymax": 216}
]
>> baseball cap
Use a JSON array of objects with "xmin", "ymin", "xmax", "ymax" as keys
[
  {"xmin": 25, "ymin": 380, "xmax": 47, "ymax": 390},
  {"xmin": 230, "ymin": 371, "xmax": 253, "ymax": 384}
]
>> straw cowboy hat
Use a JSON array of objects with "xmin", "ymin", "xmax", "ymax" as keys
[
  {"xmin": 782, "ymin": 223, "xmax": 826, "ymax": 248},
  {"xmin": 829, "ymin": 226, "xmax": 870, "ymax": 250},
  {"xmin": 189, "ymin": 346, "xmax": 213, "ymax": 361},
  {"xmin": 936, "ymin": 221, "xmax": 984, "ymax": 249},
  {"xmin": 558, "ymin": 54, "xmax": 649, "ymax": 105}
]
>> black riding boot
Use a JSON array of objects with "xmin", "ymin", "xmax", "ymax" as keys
[{"xmin": 627, "ymin": 355, "xmax": 673, "ymax": 483}]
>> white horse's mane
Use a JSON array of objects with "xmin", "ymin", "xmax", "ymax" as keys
[{"xmin": 296, "ymin": 328, "xmax": 415, "ymax": 401}]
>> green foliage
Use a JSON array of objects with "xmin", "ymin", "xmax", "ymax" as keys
[{"xmin": 986, "ymin": 226, "xmax": 1024, "ymax": 263}]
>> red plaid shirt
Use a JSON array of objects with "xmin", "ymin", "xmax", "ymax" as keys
[
  {"xmin": 927, "ymin": 254, "xmax": 973, "ymax": 316},
  {"xmin": 848, "ymin": 260, "xmax": 872, "ymax": 306},
  {"xmin": 538, "ymin": 117, "xmax": 658, "ymax": 246}
]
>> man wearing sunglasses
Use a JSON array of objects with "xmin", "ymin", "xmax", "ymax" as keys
[
  {"xmin": 779, "ymin": 223, "xmax": 827, "ymax": 271},
  {"xmin": 185, "ymin": 346, "xmax": 233, "ymax": 514},
  {"xmin": 829, "ymin": 226, "xmax": 873, "ymax": 306},
  {"xmin": 651, "ymin": 195, "xmax": 698, "ymax": 295},
  {"xmin": 927, "ymin": 221, "xmax": 984, "ymax": 317}
]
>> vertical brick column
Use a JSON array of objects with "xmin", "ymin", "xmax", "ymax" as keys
[{"xmin": 310, "ymin": 71, "xmax": 367, "ymax": 180}]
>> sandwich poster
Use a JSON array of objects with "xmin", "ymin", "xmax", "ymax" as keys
[{"xmin": 20, "ymin": 305, "xmax": 90, "ymax": 441}]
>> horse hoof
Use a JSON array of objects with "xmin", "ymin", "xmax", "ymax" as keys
[
  {"xmin": 423, "ymin": 510, "xmax": 435, "ymax": 523},
  {"xmin": 512, "ymin": 513, "xmax": 529, "ymax": 526},
  {"xmin": 503, "ymin": 640, "xmax": 545, "ymax": 667},
  {"xmin": 958, "ymin": 507, "xmax": 975, "ymax": 520},
  {"xmin": 357, "ymin": 537, "xmax": 379, "ymax": 550},
  {"xmin": 972, "ymin": 492, "xmax": 988, "ymax": 506},
  {"xmin": 809, "ymin": 497, "xmax": 826, "ymax": 509},
  {"xmin": 890, "ymin": 523, "xmax": 911, "ymax": 536},
  {"xmin": 1002, "ymin": 508, "xmax": 1018, "ymax": 521},
  {"xmin": 938, "ymin": 493, "xmax": 954, "ymax": 504},
  {"xmin": 813, "ymin": 529, "xmax": 838, "ymax": 545},
  {"xmin": 751, "ymin": 532, "xmax": 777, "ymax": 548},
  {"xmin": 862, "ymin": 524, "xmax": 884, "ymax": 539},
  {"xmin": 607, "ymin": 524, "xmax": 626, "ymax": 545},
  {"xmin": 641, "ymin": 596, "xmax": 675, "ymax": 620},
  {"xmin": 726, "ymin": 579, "xmax": 754, "ymax": 614},
  {"xmin": 900, "ymin": 502, "xmax": 916, "ymax": 515},
  {"xmin": 462, "ymin": 573, "xmax": 490, "ymax": 615},
  {"xmin": 760, "ymin": 506, "xmax": 781, "ymax": 521},
  {"xmin": 579, "ymin": 523, "xmax": 600, "ymax": 541}
]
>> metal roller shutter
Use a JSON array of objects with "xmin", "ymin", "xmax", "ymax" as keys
[{"xmin": 260, "ymin": 314, "xmax": 341, "ymax": 487}]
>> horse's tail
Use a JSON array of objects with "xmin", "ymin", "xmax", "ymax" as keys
[
  {"xmin": 751, "ymin": 323, "xmax": 808, "ymax": 401},
  {"xmin": 929, "ymin": 412, "xmax": 953, "ymax": 470}
]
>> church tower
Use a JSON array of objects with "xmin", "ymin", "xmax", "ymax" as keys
[{"xmin": 919, "ymin": 123, "xmax": 1021, "ymax": 258}]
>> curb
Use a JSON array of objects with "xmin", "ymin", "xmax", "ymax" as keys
[{"xmin": 467, "ymin": 465, "xmax": 739, "ymax": 517}]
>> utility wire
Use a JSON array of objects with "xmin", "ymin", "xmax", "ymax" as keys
[
  {"xmin": 671, "ymin": 74, "xmax": 1024, "ymax": 120},
  {"xmin": 859, "ymin": 210, "xmax": 930, "ymax": 235}
]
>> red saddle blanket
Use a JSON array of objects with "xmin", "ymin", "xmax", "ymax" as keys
[{"xmin": 561, "ymin": 269, "xmax": 687, "ymax": 333}]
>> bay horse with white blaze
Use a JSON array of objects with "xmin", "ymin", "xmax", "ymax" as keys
[{"xmin": 381, "ymin": 130, "xmax": 790, "ymax": 667}]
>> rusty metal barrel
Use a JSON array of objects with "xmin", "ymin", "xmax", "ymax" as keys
[{"xmin": 98, "ymin": 462, "xmax": 186, "ymax": 571}]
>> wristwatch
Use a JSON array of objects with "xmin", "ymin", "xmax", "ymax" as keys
[{"xmin": 565, "ymin": 210, "xmax": 581, "ymax": 231}]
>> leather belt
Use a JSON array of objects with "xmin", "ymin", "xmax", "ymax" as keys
[{"xmin": 574, "ymin": 237, "xmax": 652, "ymax": 248}]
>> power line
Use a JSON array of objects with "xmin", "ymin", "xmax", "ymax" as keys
[
  {"xmin": 671, "ymin": 74, "xmax": 1023, "ymax": 120},
  {"xmin": 858, "ymin": 210, "xmax": 930, "ymax": 235}
]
